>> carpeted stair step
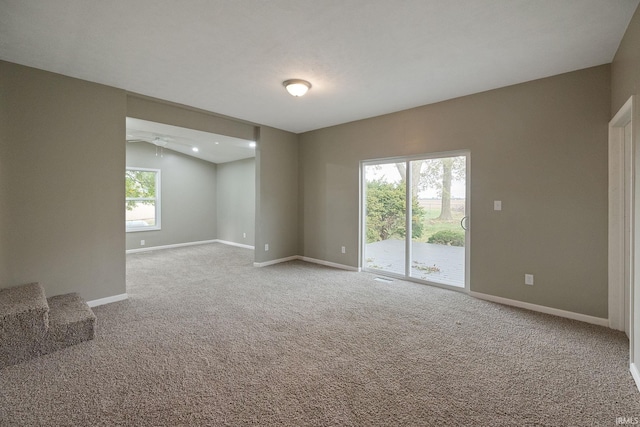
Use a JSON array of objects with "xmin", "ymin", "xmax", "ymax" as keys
[
  {"xmin": 0, "ymin": 283, "xmax": 49, "ymax": 368},
  {"xmin": 44, "ymin": 293, "xmax": 96, "ymax": 354},
  {"xmin": 1, "ymin": 283, "xmax": 97, "ymax": 369}
]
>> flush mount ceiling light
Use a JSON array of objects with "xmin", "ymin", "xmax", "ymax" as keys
[{"xmin": 283, "ymin": 79, "xmax": 311, "ymax": 97}]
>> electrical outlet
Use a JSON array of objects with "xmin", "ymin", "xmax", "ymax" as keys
[
  {"xmin": 243, "ymin": 232, "xmax": 246, "ymax": 238},
  {"xmin": 140, "ymin": 240, "xmax": 145, "ymax": 246},
  {"xmin": 341, "ymin": 246, "xmax": 346, "ymax": 254},
  {"xmin": 265, "ymin": 243, "xmax": 269, "ymax": 251},
  {"xmin": 525, "ymin": 274, "xmax": 534, "ymax": 285},
  {"xmin": 494, "ymin": 200, "xmax": 502, "ymax": 211}
]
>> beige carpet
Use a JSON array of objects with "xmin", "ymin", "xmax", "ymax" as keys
[
  {"xmin": 0, "ymin": 283, "xmax": 96, "ymax": 369},
  {"xmin": 1, "ymin": 243, "xmax": 638, "ymax": 426}
]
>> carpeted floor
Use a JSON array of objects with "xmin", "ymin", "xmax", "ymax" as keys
[{"xmin": 1, "ymin": 243, "xmax": 639, "ymax": 426}]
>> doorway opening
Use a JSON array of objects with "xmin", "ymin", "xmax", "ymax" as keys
[
  {"xmin": 361, "ymin": 151, "xmax": 469, "ymax": 290},
  {"xmin": 125, "ymin": 117, "xmax": 257, "ymax": 253}
]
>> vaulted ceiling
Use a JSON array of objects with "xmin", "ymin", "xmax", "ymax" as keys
[{"xmin": 1, "ymin": 0, "xmax": 638, "ymax": 133}]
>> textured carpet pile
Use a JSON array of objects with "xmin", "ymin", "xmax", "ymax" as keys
[
  {"xmin": 0, "ymin": 282, "xmax": 95, "ymax": 369},
  {"xmin": 1, "ymin": 243, "xmax": 639, "ymax": 426}
]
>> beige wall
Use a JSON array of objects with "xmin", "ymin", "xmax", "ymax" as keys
[
  {"xmin": 217, "ymin": 158, "xmax": 256, "ymax": 246},
  {"xmin": 300, "ymin": 65, "xmax": 611, "ymax": 318},
  {"xmin": 612, "ymin": 5, "xmax": 640, "ymax": 116},
  {"xmin": 126, "ymin": 142, "xmax": 217, "ymax": 250},
  {"xmin": 0, "ymin": 61, "xmax": 126, "ymax": 301},
  {"xmin": 0, "ymin": 49, "xmax": 619, "ymax": 318},
  {"xmin": 255, "ymin": 126, "xmax": 299, "ymax": 263}
]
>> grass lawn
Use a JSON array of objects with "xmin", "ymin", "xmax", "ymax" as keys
[{"xmin": 414, "ymin": 205, "xmax": 466, "ymax": 243}]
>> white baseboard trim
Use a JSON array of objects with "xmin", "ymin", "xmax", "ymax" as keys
[
  {"xmin": 126, "ymin": 239, "xmax": 255, "ymax": 254},
  {"xmin": 253, "ymin": 255, "xmax": 359, "ymax": 271},
  {"xmin": 631, "ymin": 363, "xmax": 640, "ymax": 393},
  {"xmin": 299, "ymin": 256, "xmax": 359, "ymax": 272},
  {"xmin": 469, "ymin": 291, "xmax": 609, "ymax": 327},
  {"xmin": 126, "ymin": 239, "xmax": 218, "ymax": 254},
  {"xmin": 87, "ymin": 293, "xmax": 128, "ymax": 308},
  {"xmin": 254, "ymin": 256, "xmax": 299, "ymax": 267},
  {"xmin": 215, "ymin": 239, "xmax": 255, "ymax": 250}
]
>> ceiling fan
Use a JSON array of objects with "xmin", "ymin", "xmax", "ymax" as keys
[
  {"xmin": 126, "ymin": 133, "xmax": 172, "ymax": 146},
  {"xmin": 126, "ymin": 132, "xmax": 177, "ymax": 157}
]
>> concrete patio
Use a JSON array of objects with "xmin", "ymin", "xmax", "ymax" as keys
[{"xmin": 365, "ymin": 239, "xmax": 465, "ymax": 288}]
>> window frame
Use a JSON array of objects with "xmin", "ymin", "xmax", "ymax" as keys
[{"xmin": 125, "ymin": 167, "xmax": 161, "ymax": 232}]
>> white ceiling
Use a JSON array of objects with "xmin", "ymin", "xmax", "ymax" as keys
[
  {"xmin": 1, "ymin": 1, "xmax": 638, "ymax": 133},
  {"xmin": 126, "ymin": 118, "xmax": 255, "ymax": 164}
]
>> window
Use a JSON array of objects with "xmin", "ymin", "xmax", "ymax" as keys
[{"xmin": 126, "ymin": 168, "xmax": 161, "ymax": 232}]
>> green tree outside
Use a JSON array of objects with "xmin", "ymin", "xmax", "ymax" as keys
[
  {"xmin": 366, "ymin": 180, "xmax": 426, "ymax": 243},
  {"xmin": 418, "ymin": 157, "xmax": 465, "ymax": 220},
  {"xmin": 126, "ymin": 170, "xmax": 157, "ymax": 211}
]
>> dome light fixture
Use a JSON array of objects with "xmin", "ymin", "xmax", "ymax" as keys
[{"xmin": 283, "ymin": 79, "xmax": 312, "ymax": 97}]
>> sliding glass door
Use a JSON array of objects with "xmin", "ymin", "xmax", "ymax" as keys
[
  {"xmin": 362, "ymin": 163, "xmax": 406, "ymax": 276},
  {"xmin": 362, "ymin": 152, "xmax": 468, "ymax": 289}
]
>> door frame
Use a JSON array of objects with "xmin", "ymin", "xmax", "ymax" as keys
[
  {"xmin": 359, "ymin": 150, "xmax": 470, "ymax": 292},
  {"xmin": 608, "ymin": 95, "xmax": 639, "ymax": 391}
]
